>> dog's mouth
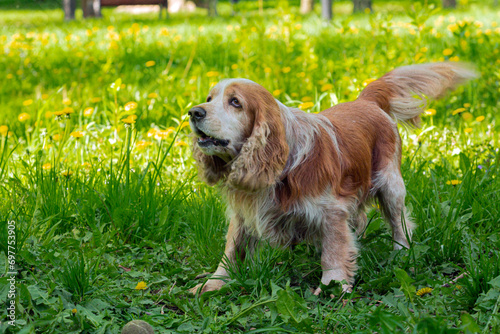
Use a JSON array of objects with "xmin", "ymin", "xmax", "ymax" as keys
[{"xmin": 196, "ymin": 129, "xmax": 230, "ymax": 148}]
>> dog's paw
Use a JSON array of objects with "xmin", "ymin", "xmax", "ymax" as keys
[
  {"xmin": 313, "ymin": 284, "xmax": 353, "ymax": 296},
  {"xmin": 189, "ymin": 279, "xmax": 225, "ymax": 295}
]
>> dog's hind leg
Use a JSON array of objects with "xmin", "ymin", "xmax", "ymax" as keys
[{"xmin": 374, "ymin": 162, "xmax": 414, "ymax": 250}]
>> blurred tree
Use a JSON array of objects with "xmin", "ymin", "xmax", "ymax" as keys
[
  {"xmin": 442, "ymin": 0, "xmax": 456, "ymax": 8},
  {"xmin": 353, "ymin": 0, "xmax": 371, "ymax": 12},
  {"xmin": 82, "ymin": 0, "xmax": 101, "ymax": 17},
  {"xmin": 300, "ymin": 0, "xmax": 314, "ymax": 14},
  {"xmin": 321, "ymin": 0, "xmax": 332, "ymax": 20},
  {"xmin": 63, "ymin": 0, "xmax": 76, "ymax": 20}
]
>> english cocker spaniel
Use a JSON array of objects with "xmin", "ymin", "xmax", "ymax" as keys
[{"xmin": 188, "ymin": 62, "xmax": 476, "ymax": 295}]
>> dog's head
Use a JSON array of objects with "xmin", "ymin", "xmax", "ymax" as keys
[{"xmin": 189, "ymin": 79, "xmax": 289, "ymax": 191}]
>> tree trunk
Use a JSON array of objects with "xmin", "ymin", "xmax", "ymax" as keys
[
  {"xmin": 353, "ymin": 0, "xmax": 371, "ymax": 13},
  {"xmin": 442, "ymin": 0, "xmax": 456, "ymax": 8},
  {"xmin": 300, "ymin": 0, "xmax": 314, "ymax": 14},
  {"xmin": 321, "ymin": 0, "xmax": 332, "ymax": 20},
  {"xmin": 208, "ymin": 0, "xmax": 217, "ymax": 16},
  {"xmin": 63, "ymin": 0, "xmax": 76, "ymax": 20},
  {"xmin": 82, "ymin": 0, "xmax": 101, "ymax": 18}
]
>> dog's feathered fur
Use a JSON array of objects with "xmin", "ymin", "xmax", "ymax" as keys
[{"xmin": 189, "ymin": 62, "xmax": 477, "ymax": 294}]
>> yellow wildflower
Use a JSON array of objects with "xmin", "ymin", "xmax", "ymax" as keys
[
  {"xmin": 71, "ymin": 308, "xmax": 77, "ymax": 314},
  {"xmin": 42, "ymin": 94, "xmax": 49, "ymax": 100},
  {"xmin": 18, "ymin": 113, "xmax": 31, "ymax": 122},
  {"xmin": 63, "ymin": 107, "xmax": 74, "ymax": 115},
  {"xmin": 475, "ymin": 116, "xmax": 485, "ymax": 122},
  {"xmin": 42, "ymin": 163, "xmax": 52, "ymax": 170},
  {"xmin": 463, "ymin": 103, "xmax": 471, "ymax": 108},
  {"xmin": 175, "ymin": 140, "xmax": 188, "ymax": 147},
  {"xmin": 272, "ymin": 89, "xmax": 282, "ymax": 97},
  {"xmin": 122, "ymin": 116, "xmax": 136, "ymax": 124},
  {"xmin": 136, "ymin": 140, "xmax": 153, "ymax": 150},
  {"xmin": 62, "ymin": 170, "xmax": 73, "ymax": 177},
  {"xmin": 299, "ymin": 102, "xmax": 314, "ymax": 110},
  {"xmin": 53, "ymin": 110, "xmax": 65, "ymax": 117},
  {"xmin": 62, "ymin": 99, "xmax": 72, "ymax": 106},
  {"xmin": 321, "ymin": 84, "xmax": 334, "ymax": 92},
  {"xmin": 124, "ymin": 102, "xmax": 138, "ymax": 111},
  {"xmin": 231, "ymin": 64, "xmax": 238, "ymax": 70},
  {"xmin": 70, "ymin": 131, "xmax": 84, "ymax": 139},
  {"xmin": 446, "ymin": 180, "xmax": 462, "ymax": 185},
  {"xmin": 416, "ymin": 287, "xmax": 433, "ymax": 296},
  {"xmin": 154, "ymin": 129, "xmax": 173, "ymax": 140},
  {"xmin": 302, "ymin": 96, "xmax": 313, "ymax": 102},
  {"xmin": 83, "ymin": 107, "xmax": 94, "ymax": 117},
  {"xmin": 362, "ymin": 78, "xmax": 376, "ymax": 87},
  {"xmin": 452, "ymin": 108, "xmax": 466, "ymax": 115},
  {"xmin": 443, "ymin": 49, "xmax": 453, "ymax": 56},
  {"xmin": 464, "ymin": 128, "xmax": 472, "ymax": 133},
  {"xmin": 135, "ymin": 281, "xmax": 147, "ymax": 290},
  {"xmin": 91, "ymin": 97, "xmax": 102, "ymax": 103},
  {"xmin": 282, "ymin": 67, "xmax": 291, "ymax": 74},
  {"xmin": 264, "ymin": 67, "xmax": 272, "ymax": 74},
  {"xmin": 147, "ymin": 93, "xmax": 158, "ymax": 99},
  {"xmin": 0, "ymin": 125, "xmax": 8, "ymax": 136},
  {"xmin": 53, "ymin": 134, "xmax": 62, "ymax": 141},
  {"xmin": 147, "ymin": 128, "xmax": 159, "ymax": 137},
  {"xmin": 23, "ymin": 99, "xmax": 33, "ymax": 106},
  {"xmin": 145, "ymin": 60, "xmax": 156, "ymax": 67},
  {"xmin": 462, "ymin": 112, "xmax": 473, "ymax": 121},
  {"xmin": 424, "ymin": 109, "xmax": 436, "ymax": 116},
  {"xmin": 206, "ymin": 71, "xmax": 219, "ymax": 78}
]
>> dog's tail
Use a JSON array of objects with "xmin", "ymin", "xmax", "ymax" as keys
[{"xmin": 358, "ymin": 62, "xmax": 478, "ymax": 126}]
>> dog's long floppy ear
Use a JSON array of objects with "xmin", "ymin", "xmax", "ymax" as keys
[
  {"xmin": 192, "ymin": 139, "xmax": 229, "ymax": 185},
  {"xmin": 227, "ymin": 84, "xmax": 289, "ymax": 191}
]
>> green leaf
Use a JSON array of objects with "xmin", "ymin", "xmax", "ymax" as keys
[
  {"xmin": 460, "ymin": 313, "xmax": 481, "ymax": 334},
  {"xmin": 394, "ymin": 268, "xmax": 416, "ymax": 303}
]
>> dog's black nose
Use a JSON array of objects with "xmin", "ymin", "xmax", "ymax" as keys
[{"xmin": 188, "ymin": 107, "xmax": 206, "ymax": 121}]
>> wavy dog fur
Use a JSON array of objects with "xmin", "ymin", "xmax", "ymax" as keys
[{"xmin": 189, "ymin": 62, "xmax": 477, "ymax": 295}]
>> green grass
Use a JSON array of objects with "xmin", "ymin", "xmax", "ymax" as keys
[{"xmin": 1, "ymin": 1, "xmax": 500, "ymax": 333}]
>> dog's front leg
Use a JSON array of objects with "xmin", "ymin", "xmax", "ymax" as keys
[
  {"xmin": 314, "ymin": 210, "xmax": 357, "ymax": 295},
  {"xmin": 190, "ymin": 216, "xmax": 247, "ymax": 294}
]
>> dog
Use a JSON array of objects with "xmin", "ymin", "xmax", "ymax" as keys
[{"xmin": 188, "ymin": 62, "xmax": 476, "ymax": 295}]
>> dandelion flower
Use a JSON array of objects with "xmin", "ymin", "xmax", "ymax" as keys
[
  {"xmin": 299, "ymin": 102, "xmax": 314, "ymax": 110},
  {"xmin": 135, "ymin": 281, "xmax": 147, "ymax": 290},
  {"xmin": 464, "ymin": 127, "xmax": 472, "ymax": 133},
  {"xmin": 272, "ymin": 89, "xmax": 282, "ymax": 97},
  {"xmin": 63, "ymin": 99, "xmax": 72, "ymax": 106},
  {"xmin": 416, "ymin": 287, "xmax": 433, "ymax": 296},
  {"xmin": 175, "ymin": 140, "xmax": 188, "ymax": 147},
  {"xmin": 71, "ymin": 308, "xmax": 77, "ymax": 314},
  {"xmin": 147, "ymin": 93, "xmax": 158, "ymax": 99},
  {"xmin": 84, "ymin": 107, "xmax": 94, "ymax": 117},
  {"xmin": 463, "ymin": 103, "xmax": 471, "ymax": 108},
  {"xmin": 53, "ymin": 134, "xmax": 62, "ymax": 141},
  {"xmin": 18, "ymin": 113, "xmax": 31, "ymax": 122},
  {"xmin": 206, "ymin": 71, "xmax": 219, "ymax": 78},
  {"xmin": 70, "ymin": 131, "xmax": 84, "ymax": 139},
  {"xmin": 231, "ymin": 64, "xmax": 238, "ymax": 70},
  {"xmin": 91, "ymin": 97, "xmax": 102, "ymax": 103},
  {"xmin": 42, "ymin": 163, "xmax": 52, "ymax": 170},
  {"xmin": 145, "ymin": 60, "xmax": 156, "ymax": 67},
  {"xmin": 0, "ymin": 125, "xmax": 8, "ymax": 136},
  {"xmin": 362, "ymin": 78, "xmax": 376, "ymax": 87},
  {"xmin": 62, "ymin": 170, "xmax": 73, "ymax": 177},
  {"xmin": 23, "ymin": 99, "xmax": 33, "ymax": 106},
  {"xmin": 124, "ymin": 102, "xmax": 138, "ymax": 111},
  {"xmin": 476, "ymin": 116, "xmax": 485, "ymax": 122},
  {"xmin": 264, "ymin": 67, "xmax": 272, "ymax": 74},
  {"xmin": 282, "ymin": 67, "xmax": 291, "ymax": 74},
  {"xmin": 122, "ymin": 116, "xmax": 136, "ymax": 124},
  {"xmin": 63, "ymin": 107, "xmax": 74, "ymax": 115},
  {"xmin": 424, "ymin": 109, "xmax": 436, "ymax": 116},
  {"xmin": 321, "ymin": 83, "xmax": 334, "ymax": 92},
  {"xmin": 446, "ymin": 180, "xmax": 462, "ymax": 185},
  {"xmin": 443, "ymin": 49, "xmax": 453, "ymax": 56},
  {"xmin": 462, "ymin": 112, "xmax": 473, "ymax": 121},
  {"xmin": 452, "ymin": 108, "xmax": 466, "ymax": 115}
]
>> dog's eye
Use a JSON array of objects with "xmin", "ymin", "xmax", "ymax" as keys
[
  {"xmin": 206, "ymin": 96, "xmax": 212, "ymax": 102},
  {"xmin": 230, "ymin": 97, "xmax": 241, "ymax": 108}
]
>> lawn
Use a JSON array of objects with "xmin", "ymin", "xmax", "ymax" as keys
[{"xmin": 0, "ymin": 1, "xmax": 499, "ymax": 333}]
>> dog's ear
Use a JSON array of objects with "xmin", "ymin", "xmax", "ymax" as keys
[
  {"xmin": 227, "ymin": 85, "xmax": 289, "ymax": 191},
  {"xmin": 192, "ymin": 140, "xmax": 229, "ymax": 185}
]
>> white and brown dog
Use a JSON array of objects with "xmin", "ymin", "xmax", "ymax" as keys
[{"xmin": 188, "ymin": 62, "xmax": 476, "ymax": 295}]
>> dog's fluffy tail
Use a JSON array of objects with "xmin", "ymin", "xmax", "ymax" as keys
[{"xmin": 358, "ymin": 62, "xmax": 478, "ymax": 126}]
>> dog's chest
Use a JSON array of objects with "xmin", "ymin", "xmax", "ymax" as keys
[{"xmin": 225, "ymin": 189, "xmax": 330, "ymax": 246}]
